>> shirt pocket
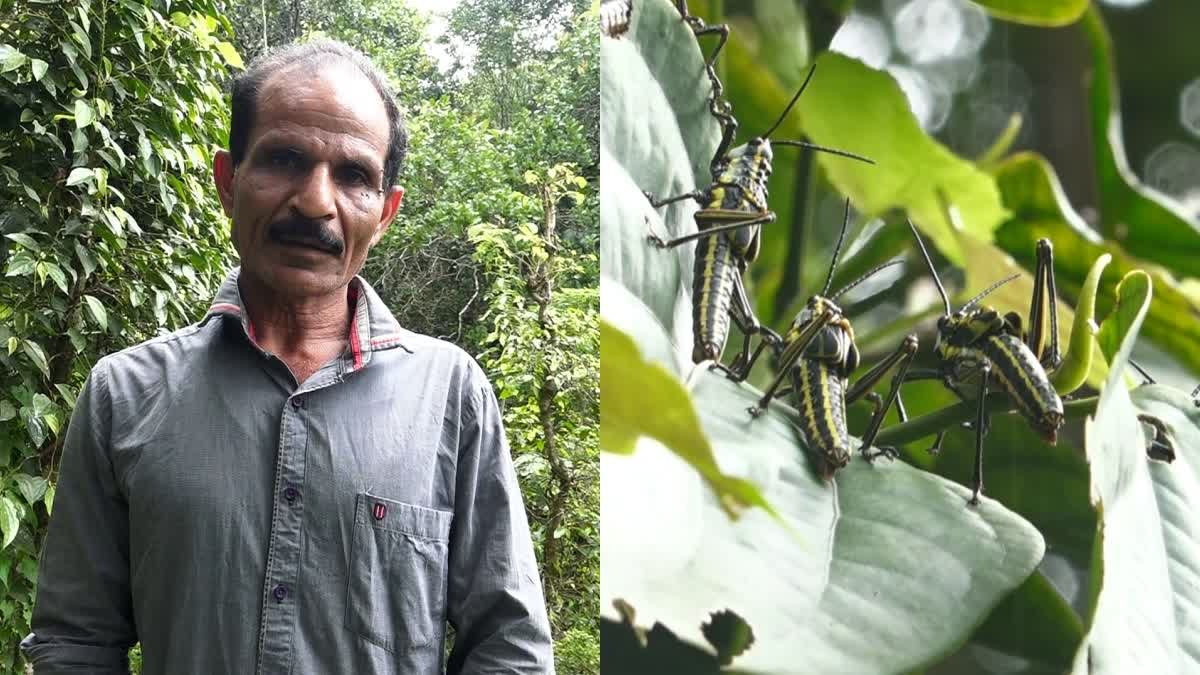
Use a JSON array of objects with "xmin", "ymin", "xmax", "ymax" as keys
[{"xmin": 345, "ymin": 492, "xmax": 453, "ymax": 653}]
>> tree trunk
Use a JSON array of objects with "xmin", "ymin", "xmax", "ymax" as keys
[{"xmin": 531, "ymin": 182, "xmax": 571, "ymax": 624}]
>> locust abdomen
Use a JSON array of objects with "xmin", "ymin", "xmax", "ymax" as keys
[
  {"xmin": 981, "ymin": 333, "xmax": 1064, "ymax": 443},
  {"xmin": 790, "ymin": 357, "xmax": 850, "ymax": 480},
  {"xmin": 692, "ymin": 230, "xmax": 736, "ymax": 363}
]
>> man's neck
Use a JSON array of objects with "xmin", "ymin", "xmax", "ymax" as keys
[{"xmin": 237, "ymin": 274, "xmax": 353, "ymax": 384}]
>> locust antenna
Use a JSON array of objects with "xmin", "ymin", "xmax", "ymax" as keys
[
  {"xmin": 772, "ymin": 140, "xmax": 875, "ymax": 164},
  {"xmin": 908, "ymin": 219, "xmax": 951, "ymax": 315},
  {"xmin": 832, "ymin": 259, "xmax": 905, "ymax": 300},
  {"xmin": 762, "ymin": 63, "xmax": 816, "ymax": 139},
  {"xmin": 961, "ymin": 273, "xmax": 1021, "ymax": 311},
  {"xmin": 822, "ymin": 198, "xmax": 851, "ymax": 296}
]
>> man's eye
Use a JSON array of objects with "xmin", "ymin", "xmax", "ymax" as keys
[
  {"xmin": 267, "ymin": 150, "xmax": 302, "ymax": 170},
  {"xmin": 336, "ymin": 167, "xmax": 369, "ymax": 186}
]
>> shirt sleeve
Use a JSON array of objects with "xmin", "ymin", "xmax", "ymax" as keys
[
  {"xmin": 20, "ymin": 359, "xmax": 136, "ymax": 674},
  {"xmin": 445, "ymin": 373, "xmax": 556, "ymax": 674}
]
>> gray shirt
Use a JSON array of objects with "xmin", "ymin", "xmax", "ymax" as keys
[{"xmin": 21, "ymin": 269, "xmax": 554, "ymax": 674}]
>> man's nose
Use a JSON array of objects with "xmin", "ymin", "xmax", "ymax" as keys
[{"xmin": 291, "ymin": 163, "xmax": 337, "ymax": 220}]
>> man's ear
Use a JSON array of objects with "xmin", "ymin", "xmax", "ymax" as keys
[
  {"xmin": 213, "ymin": 150, "xmax": 235, "ymax": 217},
  {"xmin": 370, "ymin": 186, "xmax": 404, "ymax": 247}
]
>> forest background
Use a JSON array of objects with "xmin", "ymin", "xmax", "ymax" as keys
[{"xmin": 0, "ymin": 0, "xmax": 599, "ymax": 672}]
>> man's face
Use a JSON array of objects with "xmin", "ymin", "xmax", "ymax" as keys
[{"xmin": 214, "ymin": 63, "xmax": 403, "ymax": 300}]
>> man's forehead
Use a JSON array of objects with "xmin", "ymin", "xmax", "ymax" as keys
[{"xmin": 250, "ymin": 62, "xmax": 389, "ymax": 157}]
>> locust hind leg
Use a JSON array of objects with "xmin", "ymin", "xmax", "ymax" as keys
[
  {"xmin": 725, "ymin": 272, "xmax": 780, "ymax": 382},
  {"xmin": 1028, "ymin": 239, "xmax": 1061, "ymax": 371},
  {"xmin": 648, "ymin": 212, "xmax": 775, "ymax": 250},
  {"xmin": 845, "ymin": 334, "xmax": 920, "ymax": 463}
]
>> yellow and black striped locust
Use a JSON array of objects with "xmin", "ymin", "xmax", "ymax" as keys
[
  {"xmin": 645, "ymin": 64, "xmax": 874, "ymax": 376},
  {"xmin": 736, "ymin": 201, "xmax": 919, "ymax": 479},
  {"xmin": 907, "ymin": 222, "xmax": 1068, "ymax": 505}
]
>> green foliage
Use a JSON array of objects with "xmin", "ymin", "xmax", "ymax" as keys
[
  {"xmin": 0, "ymin": 0, "xmax": 237, "ymax": 666},
  {"xmin": 603, "ymin": 0, "xmax": 1200, "ymax": 672}
]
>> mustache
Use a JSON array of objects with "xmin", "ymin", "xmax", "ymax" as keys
[{"xmin": 267, "ymin": 215, "xmax": 345, "ymax": 256}]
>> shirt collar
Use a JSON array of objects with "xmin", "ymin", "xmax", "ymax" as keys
[{"xmin": 202, "ymin": 267, "xmax": 414, "ymax": 372}]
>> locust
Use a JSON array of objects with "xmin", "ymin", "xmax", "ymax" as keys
[
  {"xmin": 906, "ymin": 222, "xmax": 1067, "ymax": 505},
  {"xmin": 735, "ymin": 201, "xmax": 920, "ymax": 479},
  {"xmin": 645, "ymin": 64, "xmax": 874, "ymax": 375}
]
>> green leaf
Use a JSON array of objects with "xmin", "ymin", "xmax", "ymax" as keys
[
  {"xmin": 75, "ymin": 242, "xmax": 97, "ymax": 277},
  {"xmin": 6, "ymin": 337, "xmax": 17, "ymax": 356},
  {"xmin": 29, "ymin": 58, "xmax": 48, "ymax": 81},
  {"xmin": 66, "ymin": 167, "xmax": 94, "ymax": 186},
  {"xmin": 992, "ymin": 153, "xmax": 1200, "ymax": 376},
  {"xmin": 0, "ymin": 498, "xmax": 18, "ymax": 549},
  {"xmin": 44, "ymin": 262, "xmax": 69, "ymax": 294},
  {"xmin": 599, "ymin": 0, "xmax": 719, "ymax": 337},
  {"xmin": 969, "ymin": 0, "xmax": 1087, "ymax": 27},
  {"xmin": 31, "ymin": 393, "xmax": 51, "ymax": 416},
  {"xmin": 603, "ymin": 369, "xmax": 1045, "ymax": 674},
  {"xmin": 5, "ymin": 233, "xmax": 40, "ymax": 252},
  {"xmin": 1081, "ymin": 9, "xmax": 1200, "ymax": 282},
  {"xmin": 1097, "ymin": 271, "xmax": 1151, "ymax": 366},
  {"xmin": 0, "ymin": 44, "xmax": 26, "ymax": 73},
  {"xmin": 216, "ymin": 41, "xmax": 244, "ymax": 69},
  {"xmin": 0, "ymin": 401, "xmax": 15, "ymax": 421},
  {"xmin": 1071, "ymin": 276, "xmax": 1200, "ymax": 673},
  {"xmin": 1051, "ymin": 251, "xmax": 1108, "ymax": 394},
  {"xmin": 721, "ymin": 49, "xmax": 1009, "ymax": 268},
  {"xmin": 22, "ymin": 339, "xmax": 49, "ymax": 377},
  {"xmin": 74, "ymin": 99, "xmax": 95, "ymax": 129},
  {"xmin": 600, "ymin": 318, "xmax": 772, "ymax": 520},
  {"xmin": 13, "ymin": 475, "xmax": 47, "ymax": 506},
  {"xmin": 82, "ymin": 294, "xmax": 107, "ymax": 330},
  {"xmin": 43, "ymin": 484, "xmax": 54, "ymax": 515}
]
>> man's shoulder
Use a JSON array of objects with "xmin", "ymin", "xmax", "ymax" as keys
[{"xmin": 92, "ymin": 319, "xmax": 217, "ymax": 378}]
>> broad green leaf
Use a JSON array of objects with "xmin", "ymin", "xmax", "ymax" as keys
[
  {"xmin": 66, "ymin": 167, "xmax": 94, "ymax": 186},
  {"xmin": 992, "ymin": 153, "xmax": 1200, "ymax": 376},
  {"xmin": 74, "ymin": 99, "xmax": 95, "ymax": 129},
  {"xmin": 603, "ymin": 370, "xmax": 1044, "ymax": 674},
  {"xmin": 5, "ymin": 233, "xmax": 40, "ymax": 252},
  {"xmin": 216, "ymin": 41, "xmax": 244, "ymax": 69},
  {"xmin": 1071, "ymin": 274, "xmax": 1200, "ymax": 673},
  {"xmin": 721, "ymin": 48, "xmax": 1009, "ymax": 269},
  {"xmin": 43, "ymin": 484, "xmax": 54, "ymax": 515},
  {"xmin": 600, "ymin": 0, "xmax": 719, "ymax": 339},
  {"xmin": 30, "ymin": 57, "xmax": 48, "ymax": 80},
  {"xmin": 6, "ymin": 337, "xmax": 17, "ymax": 356},
  {"xmin": 0, "ymin": 401, "xmax": 15, "ymax": 421},
  {"xmin": 13, "ymin": 475, "xmax": 47, "ymax": 506},
  {"xmin": 22, "ymin": 339, "xmax": 49, "ymax": 377},
  {"xmin": 31, "ymin": 393, "xmax": 51, "ymax": 416},
  {"xmin": 44, "ymin": 262, "xmax": 69, "ymax": 294},
  {"xmin": 969, "ymin": 0, "xmax": 1087, "ymax": 27},
  {"xmin": 600, "ymin": 318, "xmax": 772, "ymax": 520},
  {"xmin": 0, "ymin": 498, "xmax": 18, "ymax": 549},
  {"xmin": 83, "ymin": 294, "xmax": 107, "ymax": 330},
  {"xmin": 1081, "ymin": 9, "xmax": 1200, "ymax": 281},
  {"xmin": 43, "ymin": 413, "xmax": 60, "ymax": 435},
  {"xmin": 0, "ymin": 44, "xmax": 26, "ymax": 72}
]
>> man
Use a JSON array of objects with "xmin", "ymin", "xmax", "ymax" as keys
[{"xmin": 21, "ymin": 40, "xmax": 554, "ymax": 674}]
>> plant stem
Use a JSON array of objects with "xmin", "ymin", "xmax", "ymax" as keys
[{"xmin": 873, "ymin": 393, "xmax": 1100, "ymax": 448}]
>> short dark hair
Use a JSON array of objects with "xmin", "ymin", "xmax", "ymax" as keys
[{"xmin": 228, "ymin": 39, "xmax": 408, "ymax": 189}]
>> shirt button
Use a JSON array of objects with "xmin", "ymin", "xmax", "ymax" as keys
[
  {"xmin": 284, "ymin": 486, "xmax": 299, "ymax": 503},
  {"xmin": 273, "ymin": 584, "xmax": 288, "ymax": 602},
  {"xmin": 291, "ymin": 396, "xmax": 305, "ymax": 410}
]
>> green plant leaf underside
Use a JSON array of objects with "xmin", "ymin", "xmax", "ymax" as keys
[{"xmin": 603, "ymin": 370, "xmax": 1045, "ymax": 674}]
